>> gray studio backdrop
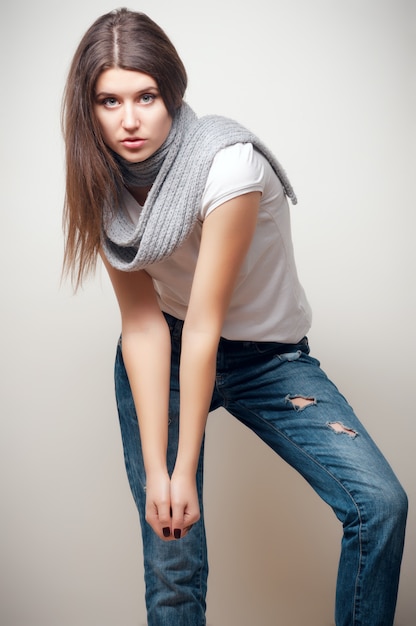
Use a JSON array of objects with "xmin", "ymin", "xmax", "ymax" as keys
[{"xmin": 1, "ymin": 1, "xmax": 415, "ymax": 624}]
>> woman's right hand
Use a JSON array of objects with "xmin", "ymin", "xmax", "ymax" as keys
[
  {"xmin": 145, "ymin": 470, "xmax": 174, "ymax": 541},
  {"xmin": 144, "ymin": 469, "xmax": 200, "ymax": 541}
]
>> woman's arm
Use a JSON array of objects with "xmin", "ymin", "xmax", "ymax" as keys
[
  {"xmin": 170, "ymin": 191, "xmax": 261, "ymax": 536},
  {"xmin": 100, "ymin": 254, "xmax": 174, "ymax": 540}
]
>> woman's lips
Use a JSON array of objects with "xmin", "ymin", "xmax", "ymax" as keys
[{"xmin": 121, "ymin": 138, "xmax": 147, "ymax": 149}]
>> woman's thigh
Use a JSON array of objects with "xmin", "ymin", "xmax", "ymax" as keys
[{"xmin": 219, "ymin": 347, "xmax": 403, "ymax": 519}]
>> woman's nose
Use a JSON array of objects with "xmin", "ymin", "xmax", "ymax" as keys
[{"xmin": 122, "ymin": 104, "xmax": 139, "ymax": 130}]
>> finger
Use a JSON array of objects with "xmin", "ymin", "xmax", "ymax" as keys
[
  {"xmin": 171, "ymin": 504, "xmax": 199, "ymax": 540},
  {"xmin": 145, "ymin": 502, "xmax": 172, "ymax": 541},
  {"xmin": 170, "ymin": 501, "xmax": 185, "ymax": 540},
  {"xmin": 157, "ymin": 500, "xmax": 172, "ymax": 539}
]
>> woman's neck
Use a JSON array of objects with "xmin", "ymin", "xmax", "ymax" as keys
[{"xmin": 128, "ymin": 185, "xmax": 152, "ymax": 206}]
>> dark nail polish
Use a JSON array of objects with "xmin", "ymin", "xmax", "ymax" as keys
[
  {"xmin": 163, "ymin": 527, "xmax": 171, "ymax": 537},
  {"xmin": 174, "ymin": 528, "xmax": 181, "ymax": 539}
]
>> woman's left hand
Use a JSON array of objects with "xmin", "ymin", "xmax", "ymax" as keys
[{"xmin": 169, "ymin": 470, "xmax": 200, "ymax": 539}]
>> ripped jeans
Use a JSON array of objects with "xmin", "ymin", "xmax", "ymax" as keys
[{"xmin": 114, "ymin": 313, "xmax": 407, "ymax": 626}]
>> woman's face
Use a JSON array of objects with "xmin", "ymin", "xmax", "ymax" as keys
[{"xmin": 94, "ymin": 68, "xmax": 172, "ymax": 162}]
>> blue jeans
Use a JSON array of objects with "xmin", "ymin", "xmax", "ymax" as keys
[{"xmin": 114, "ymin": 313, "xmax": 407, "ymax": 626}]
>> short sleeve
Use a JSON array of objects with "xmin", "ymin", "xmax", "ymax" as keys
[{"xmin": 200, "ymin": 143, "xmax": 266, "ymax": 219}]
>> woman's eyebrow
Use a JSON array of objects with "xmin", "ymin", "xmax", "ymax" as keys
[{"xmin": 95, "ymin": 85, "xmax": 160, "ymax": 97}]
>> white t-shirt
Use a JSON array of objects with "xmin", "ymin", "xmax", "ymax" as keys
[{"xmin": 121, "ymin": 143, "xmax": 312, "ymax": 343}]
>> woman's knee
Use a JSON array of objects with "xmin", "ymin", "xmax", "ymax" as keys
[
  {"xmin": 388, "ymin": 482, "xmax": 408, "ymax": 525},
  {"xmin": 358, "ymin": 479, "xmax": 408, "ymax": 532}
]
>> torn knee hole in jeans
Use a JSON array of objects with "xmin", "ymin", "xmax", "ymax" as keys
[
  {"xmin": 327, "ymin": 422, "xmax": 358, "ymax": 438},
  {"xmin": 286, "ymin": 395, "xmax": 316, "ymax": 410}
]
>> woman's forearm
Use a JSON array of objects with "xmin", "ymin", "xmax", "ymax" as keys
[
  {"xmin": 174, "ymin": 328, "xmax": 218, "ymax": 476},
  {"xmin": 121, "ymin": 324, "xmax": 172, "ymax": 475}
]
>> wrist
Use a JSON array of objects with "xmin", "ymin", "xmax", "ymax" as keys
[
  {"xmin": 145, "ymin": 464, "xmax": 169, "ymax": 479},
  {"xmin": 143, "ymin": 447, "xmax": 168, "ymax": 478},
  {"xmin": 172, "ymin": 461, "xmax": 197, "ymax": 480}
]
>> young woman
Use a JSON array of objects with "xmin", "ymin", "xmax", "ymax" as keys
[{"xmin": 62, "ymin": 8, "xmax": 407, "ymax": 626}]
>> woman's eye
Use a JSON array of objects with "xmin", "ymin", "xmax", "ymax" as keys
[
  {"xmin": 103, "ymin": 97, "xmax": 119, "ymax": 107},
  {"xmin": 140, "ymin": 93, "xmax": 156, "ymax": 104}
]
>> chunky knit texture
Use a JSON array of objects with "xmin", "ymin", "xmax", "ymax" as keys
[{"xmin": 102, "ymin": 103, "xmax": 296, "ymax": 271}]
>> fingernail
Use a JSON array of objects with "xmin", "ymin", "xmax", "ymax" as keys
[
  {"xmin": 174, "ymin": 528, "xmax": 181, "ymax": 539},
  {"xmin": 163, "ymin": 527, "xmax": 171, "ymax": 537}
]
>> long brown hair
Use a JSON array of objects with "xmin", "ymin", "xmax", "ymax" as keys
[{"xmin": 62, "ymin": 8, "xmax": 187, "ymax": 287}]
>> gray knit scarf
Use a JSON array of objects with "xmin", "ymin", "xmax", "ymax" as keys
[{"xmin": 101, "ymin": 103, "xmax": 296, "ymax": 271}]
